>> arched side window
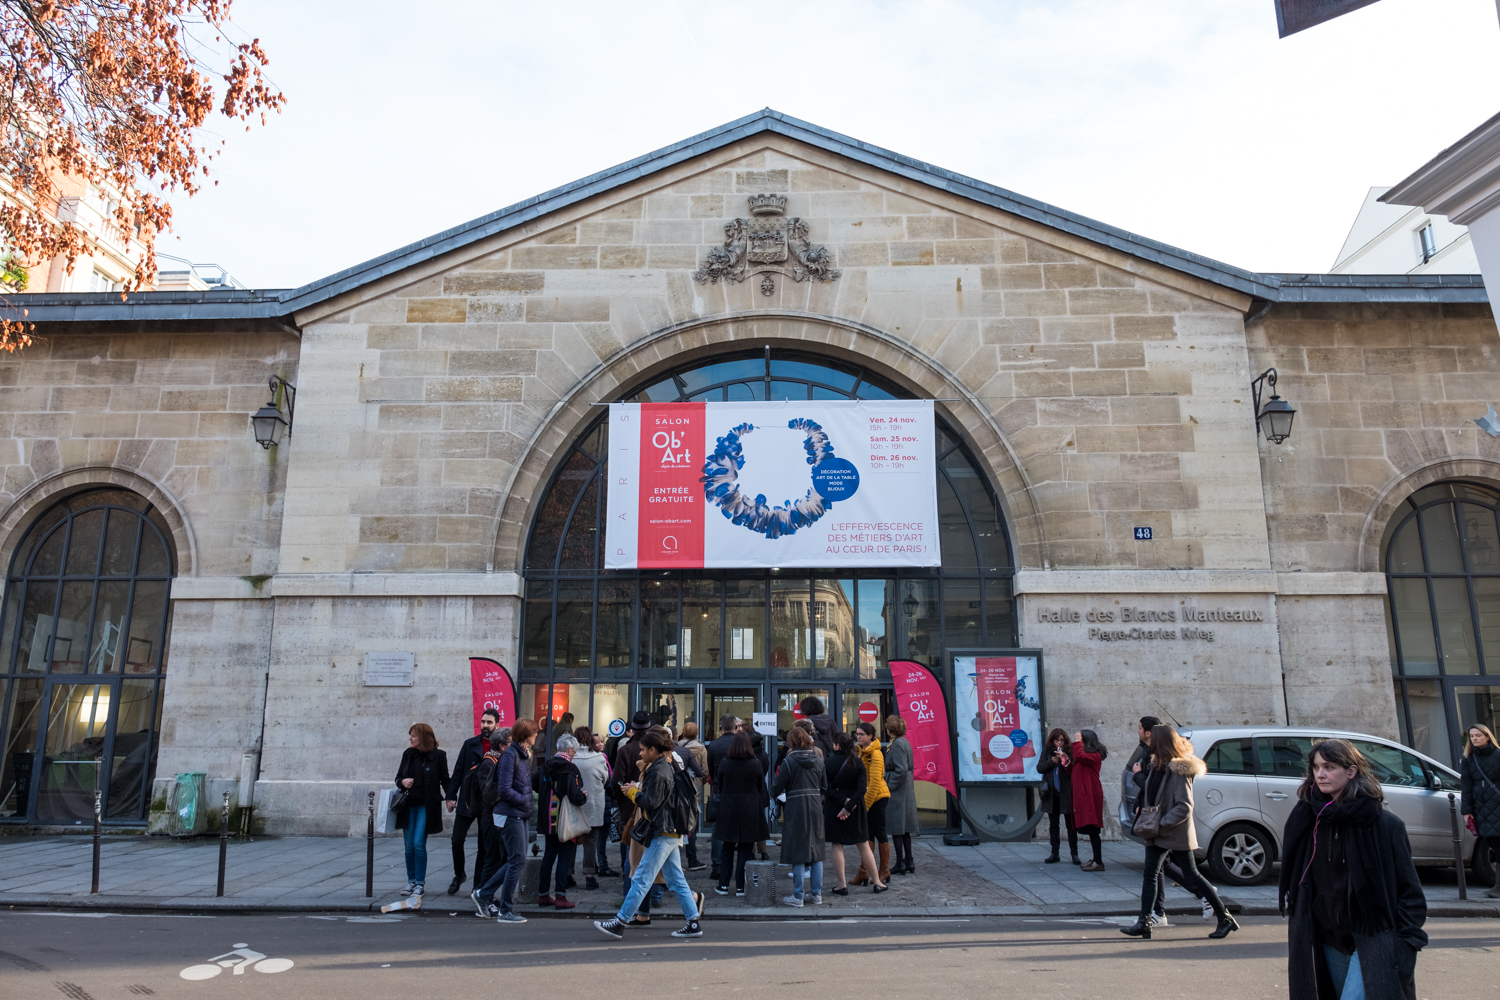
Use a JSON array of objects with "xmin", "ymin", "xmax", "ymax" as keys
[
  {"xmin": 520, "ymin": 349, "xmax": 1015, "ymax": 685},
  {"xmin": 1383, "ymin": 480, "xmax": 1500, "ymax": 764},
  {"xmin": 0, "ymin": 489, "xmax": 175, "ymax": 824}
]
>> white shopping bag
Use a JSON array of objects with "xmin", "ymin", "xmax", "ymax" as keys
[{"xmin": 375, "ymin": 788, "xmax": 401, "ymax": 834}]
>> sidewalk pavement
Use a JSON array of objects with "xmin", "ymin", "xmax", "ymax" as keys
[{"xmin": 0, "ymin": 832, "xmax": 1494, "ymax": 919}]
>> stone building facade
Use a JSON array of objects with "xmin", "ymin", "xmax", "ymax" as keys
[{"xmin": 0, "ymin": 112, "xmax": 1492, "ymax": 838}]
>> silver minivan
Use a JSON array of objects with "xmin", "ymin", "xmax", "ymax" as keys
[{"xmin": 1117, "ymin": 726, "xmax": 1489, "ymax": 887}]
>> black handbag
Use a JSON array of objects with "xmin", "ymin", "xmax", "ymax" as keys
[{"xmin": 389, "ymin": 787, "xmax": 409, "ymax": 813}]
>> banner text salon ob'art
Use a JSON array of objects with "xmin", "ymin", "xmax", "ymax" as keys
[{"xmin": 605, "ymin": 400, "xmax": 940, "ymax": 570}]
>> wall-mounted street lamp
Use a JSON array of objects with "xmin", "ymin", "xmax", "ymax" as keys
[
  {"xmin": 252, "ymin": 375, "xmax": 296, "ymax": 449},
  {"xmin": 1250, "ymin": 367, "xmax": 1296, "ymax": 444}
]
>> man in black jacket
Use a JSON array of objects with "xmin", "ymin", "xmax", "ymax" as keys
[
  {"xmin": 798, "ymin": 697, "xmax": 837, "ymax": 758},
  {"xmin": 706, "ymin": 713, "xmax": 739, "ymax": 881},
  {"xmin": 444, "ymin": 708, "xmax": 499, "ymax": 895}
]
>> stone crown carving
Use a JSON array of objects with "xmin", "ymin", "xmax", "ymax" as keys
[{"xmin": 694, "ymin": 195, "xmax": 840, "ymax": 287}]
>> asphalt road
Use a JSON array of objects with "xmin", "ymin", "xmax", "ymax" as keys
[{"xmin": 0, "ymin": 909, "xmax": 1492, "ymax": 999}]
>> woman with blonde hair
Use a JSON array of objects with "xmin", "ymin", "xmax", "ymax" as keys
[
  {"xmin": 1279, "ymin": 738, "xmax": 1427, "ymax": 999},
  {"xmin": 1121, "ymin": 724, "xmax": 1235, "ymax": 941},
  {"xmin": 1459, "ymin": 723, "xmax": 1500, "ymax": 900},
  {"xmin": 851, "ymin": 721, "xmax": 892, "ymax": 885},
  {"xmin": 883, "ymin": 715, "xmax": 919, "ymax": 876},
  {"xmin": 394, "ymin": 723, "xmax": 450, "ymax": 897}
]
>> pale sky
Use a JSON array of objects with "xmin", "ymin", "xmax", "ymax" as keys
[{"xmin": 164, "ymin": 0, "xmax": 1500, "ymax": 290}]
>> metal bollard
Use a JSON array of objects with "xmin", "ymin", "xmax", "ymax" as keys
[
  {"xmin": 1448, "ymin": 792, "xmax": 1467, "ymax": 901},
  {"xmin": 90, "ymin": 785, "xmax": 101, "ymax": 895},
  {"xmin": 366, "ymin": 790, "xmax": 375, "ymax": 898},
  {"xmin": 216, "ymin": 792, "xmax": 230, "ymax": 897}
]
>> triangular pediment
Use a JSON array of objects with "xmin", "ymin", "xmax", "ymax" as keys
[{"xmin": 290, "ymin": 110, "xmax": 1277, "ymax": 324}]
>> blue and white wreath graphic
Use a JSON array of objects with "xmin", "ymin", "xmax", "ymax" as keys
[{"xmin": 701, "ymin": 418, "xmax": 860, "ymax": 539}]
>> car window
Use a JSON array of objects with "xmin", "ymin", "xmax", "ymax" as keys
[
  {"xmin": 1257, "ymin": 736, "xmax": 1315, "ymax": 778},
  {"xmin": 1203, "ymin": 738, "xmax": 1254, "ymax": 775},
  {"xmin": 1435, "ymin": 765, "xmax": 1460, "ymax": 791},
  {"xmin": 1350, "ymin": 740, "xmax": 1427, "ymax": 788}
]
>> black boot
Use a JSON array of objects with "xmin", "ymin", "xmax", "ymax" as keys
[
  {"xmin": 1120, "ymin": 917, "xmax": 1151, "ymax": 939},
  {"xmin": 1044, "ymin": 851, "xmax": 1061, "ymax": 864},
  {"xmin": 1209, "ymin": 913, "xmax": 1239, "ymax": 939},
  {"xmin": 1070, "ymin": 854, "xmax": 1082, "ymax": 865}
]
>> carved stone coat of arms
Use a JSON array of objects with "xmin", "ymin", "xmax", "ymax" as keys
[{"xmin": 693, "ymin": 194, "xmax": 840, "ymax": 295}]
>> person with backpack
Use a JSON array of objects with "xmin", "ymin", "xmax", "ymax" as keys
[
  {"xmin": 443, "ymin": 708, "xmax": 499, "ymax": 895},
  {"xmin": 593, "ymin": 729, "xmax": 706, "ymax": 939},
  {"xmin": 469, "ymin": 728, "xmax": 510, "ymax": 906},
  {"xmin": 472, "ymin": 718, "xmax": 537, "ymax": 924},
  {"xmin": 676, "ymin": 722, "xmax": 710, "ymax": 873}
]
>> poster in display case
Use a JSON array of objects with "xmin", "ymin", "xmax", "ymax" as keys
[{"xmin": 949, "ymin": 649, "xmax": 1045, "ymax": 784}]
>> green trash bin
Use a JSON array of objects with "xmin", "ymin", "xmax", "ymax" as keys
[{"xmin": 171, "ymin": 772, "xmax": 207, "ymax": 836}]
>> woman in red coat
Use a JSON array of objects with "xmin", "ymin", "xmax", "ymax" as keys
[{"xmin": 1070, "ymin": 730, "xmax": 1109, "ymax": 871}]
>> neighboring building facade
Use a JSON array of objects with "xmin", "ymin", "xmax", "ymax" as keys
[
  {"xmin": 0, "ymin": 111, "xmax": 1493, "ymax": 836},
  {"xmin": 1331, "ymin": 186, "xmax": 1479, "ymax": 275},
  {"xmin": 2, "ymin": 174, "xmax": 155, "ymax": 294}
]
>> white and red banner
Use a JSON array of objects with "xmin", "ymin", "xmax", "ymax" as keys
[
  {"xmin": 605, "ymin": 400, "xmax": 939, "ymax": 570},
  {"xmin": 468, "ymin": 657, "xmax": 516, "ymax": 736}
]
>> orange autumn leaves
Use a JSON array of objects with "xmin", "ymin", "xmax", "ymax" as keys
[{"xmin": 0, "ymin": 0, "xmax": 284, "ymax": 348}]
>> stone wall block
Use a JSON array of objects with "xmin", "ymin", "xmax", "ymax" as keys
[
  {"xmin": 1041, "ymin": 316, "xmax": 1111, "ymax": 344},
  {"xmin": 511, "ymin": 246, "xmax": 599, "ymax": 269},
  {"xmin": 889, "ymin": 242, "xmax": 934, "ymax": 267},
  {"xmin": 1002, "ymin": 290, "xmax": 1068, "ymax": 317},
  {"xmin": 447, "ymin": 350, "xmax": 538, "ymax": 377},
  {"xmin": 424, "ymin": 376, "xmax": 523, "ymax": 402},
  {"xmin": 406, "ymin": 298, "xmax": 468, "ymax": 324},
  {"xmin": 1075, "ymin": 425, "xmax": 1140, "ymax": 453},
  {"xmin": 1125, "ymin": 369, "xmax": 1192, "ymax": 396}
]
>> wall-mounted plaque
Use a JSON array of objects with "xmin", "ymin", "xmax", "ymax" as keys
[{"xmin": 364, "ymin": 651, "xmax": 415, "ymax": 686}]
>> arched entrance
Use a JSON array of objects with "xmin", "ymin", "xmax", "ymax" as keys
[
  {"xmin": 1383, "ymin": 479, "xmax": 1500, "ymax": 765},
  {"xmin": 520, "ymin": 348, "xmax": 1014, "ymax": 826},
  {"xmin": 0, "ymin": 488, "xmax": 175, "ymax": 825}
]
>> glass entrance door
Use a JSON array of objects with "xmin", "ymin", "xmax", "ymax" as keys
[
  {"xmin": 640, "ymin": 686, "xmax": 698, "ymax": 739},
  {"xmin": 34, "ymin": 679, "xmax": 112, "ymax": 824},
  {"xmin": 702, "ymin": 687, "xmax": 760, "ymax": 745}
]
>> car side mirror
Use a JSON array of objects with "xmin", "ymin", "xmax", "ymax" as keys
[{"xmin": 1428, "ymin": 772, "xmax": 1443, "ymax": 791}]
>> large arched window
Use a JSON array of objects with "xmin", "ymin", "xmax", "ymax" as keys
[
  {"xmin": 521, "ymin": 349, "xmax": 1015, "ymax": 692},
  {"xmin": 1384, "ymin": 480, "xmax": 1500, "ymax": 764},
  {"xmin": 0, "ymin": 489, "xmax": 174, "ymax": 824}
]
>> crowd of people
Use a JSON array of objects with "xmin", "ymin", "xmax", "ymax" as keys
[
  {"xmin": 390, "ymin": 703, "xmax": 1477, "ymax": 995},
  {"xmin": 388, "ymin": 696, "xmax": 923, "ymax": 939}
]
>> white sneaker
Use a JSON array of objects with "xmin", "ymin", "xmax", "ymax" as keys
[
  {"xmin": 400, "ymin": 880, "xmax": 416, "ymax": 896},
  {"xmin": 806, "ymin": 894, "xmax": 822, "ymax": 905},
  {"xmin": 412, "ymin": 883, "xmax": 424, "ymax": 896},
  {"xmin": 781, "ymin": 894, "xmax": 804, "ymax": 907},
  {"xmin": 1149, "ymin": 912, "xmax": 1169, "ymax": 928},
  {"xmin": 1202, "ymin": 899, "xmax": 1214, "ymax": 921}
]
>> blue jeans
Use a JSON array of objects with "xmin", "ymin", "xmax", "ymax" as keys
[
  {"xmin": 615, "ymin": 835, "xmax": 699, "ymax": 923},
  {"xmin": 1323, "ymin": 947, "xmax": 1365, "ymax": 1000},
  {"xmin": 478, "ymin": 818, "xmax": 529, "ymax": 914},
  {"xmin": 402, "ymin": 806, "xmax": 428, "ymax": 883},
  {"xmin": 791, "ymin": 862, "xmax": 823, "ymax": 899}
]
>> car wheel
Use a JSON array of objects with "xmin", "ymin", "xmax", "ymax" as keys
[
  {"xmin": 1208, "ymin": 822, "xmax": 1274, "ymax": 886},
  {"xmin": 1473, "ymin": 839, "xmax": 1497, "ymax": 888}
]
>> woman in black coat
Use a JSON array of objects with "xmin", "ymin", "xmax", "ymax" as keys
[
  {"xmin": 395, "ymin": 722, "xmax": 450, "ymax": 897},
  {"xmin": 1458, "ymin": 723, "xmax": 1500, "ymax": 900},
  {"xmin": 1036, "ymin": 727, "xmax": 1076, "ymax": 864},
  {"xmin": 825, "ymin": 731, "xmax": 884, "ymax": 895},
  {"xmin": 1279, "ymin": 738, "xmax": 1427, "ymax": 1000},
  {"xmin": 713, "ymin": 731, "xmax": 769, "ymax": 895}
]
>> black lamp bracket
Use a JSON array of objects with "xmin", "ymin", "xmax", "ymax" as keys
[
  {"xmin": 269, "ymin": 375, "xmax": 296, "ymax": 438},
  {"xmin": 1250, "ymin": 367, "xmax": 1278, "ymax": 437}
]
